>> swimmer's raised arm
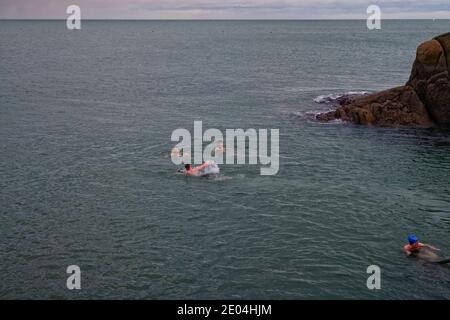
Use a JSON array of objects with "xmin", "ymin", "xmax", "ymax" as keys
[
  {"xmin": 183, "ymin": 162, "xmax": 211, "ymax": 176},
  {"xmin": 192, "ymin": 162, "xmax": 210, "ymax": 172},
  {"xmin": 423, "ymin": 244, "xmax": 440, "ymax": 251}
]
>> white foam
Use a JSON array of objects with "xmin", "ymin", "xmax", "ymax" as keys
[
  {"xmin": 313, "ymin": 93, "xmax": 342, "ymax": 103},
  {"xmin": 313, "ymin": 91, "xmax": 370, "ymax": 104},
  {"xmin": 346, "ymin": 91, "xmax": 370, "ymax": 96},
  {"xmin": 198, "ymin": 161, "xmax": 220, "ymax": 176}
]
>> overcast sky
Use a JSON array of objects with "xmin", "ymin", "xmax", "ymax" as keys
[{"xmin": 0, "ymin": 0, "xmax": 449, "ymax": 19}]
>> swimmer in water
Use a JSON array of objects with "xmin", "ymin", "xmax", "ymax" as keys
[
  {"xmin": 404, "ymin": 235, "xmax": 439, "ymax": 256},
  {"xmin": 184, "ymin": 163, "xmax": 211, "ymax": 176},
  {"xmin": 171, "ymin": 147, "xmax": 181, "ymax": 158},
  {"xmin": 171, "ymin": 147, "xmax": 190, "ymax": 160},
  {"xmin": 214, "ymin": 141, "xmax": 225, "ymax": 155},
  {"xmin": 403, "ymin": 235, "xmax": 450, "ymax": 264}
]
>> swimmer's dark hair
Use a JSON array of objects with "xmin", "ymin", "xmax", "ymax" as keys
[{"xmin": 185, "ymin": 164, "xmax": 191, "ymax": 170}]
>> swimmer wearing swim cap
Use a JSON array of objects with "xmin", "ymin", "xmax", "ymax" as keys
[
  {"xmin": 170, "ymin": 147, "xmax": 190, "ymax": 160},
  {"xmin": 214, "ymin": 141, "xmax": 225, "ymax": 155},
  {"xmin": 403, "ymin": 235, "xmax": 440, "ymax": 256}
]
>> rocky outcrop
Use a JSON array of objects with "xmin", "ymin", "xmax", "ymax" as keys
[
  {"xmin": 317, "ymin": 33, "xmax": 450, "ymax": 127},
  {"xmin": 424, "ymin": 72, "xmax": 450, "ymax": 123},
  {"xmin": 316, "ymin": 86, "xmax": 433, "ymax": 127}
]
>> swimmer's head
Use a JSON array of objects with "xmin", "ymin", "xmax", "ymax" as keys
[
  {"xmin": 171, "ymin": 148, "xmax": 181, "ymax": 161},
  {"xmin": 408, "ymin": 234, "xmax": 419, "ymax": 245},
  {"xmin": 185, "ymin": 164, "xmax": 191, "ymax": 171}
]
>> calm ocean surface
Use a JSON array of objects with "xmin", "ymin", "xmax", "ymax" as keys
[{"xmin": 1, "ymin": 20, "xmax": 450, "ymax": 299}]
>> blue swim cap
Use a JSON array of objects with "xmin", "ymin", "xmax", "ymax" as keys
[{"xmin": 408, "ymin": 235, "xmax": 418, "ymax": 245}]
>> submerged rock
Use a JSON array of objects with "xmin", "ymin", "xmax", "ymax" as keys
[{"xmin": 317, "ymin": 32, "xmax": 450, "ymax": 127}]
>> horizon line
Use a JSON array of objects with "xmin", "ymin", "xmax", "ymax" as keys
[{"xmin": 1, "ymin": 18, "xmax": 448, "ymax": 21}]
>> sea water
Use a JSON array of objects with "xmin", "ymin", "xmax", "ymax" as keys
[{"xmin": 1, "ymin": 20, "xmax": 450, "ymax": 299}]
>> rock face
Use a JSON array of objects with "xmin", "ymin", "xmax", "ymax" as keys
[{"xmin": 317, "ymin": 33, "xmax": 450, "ymax": 127}]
